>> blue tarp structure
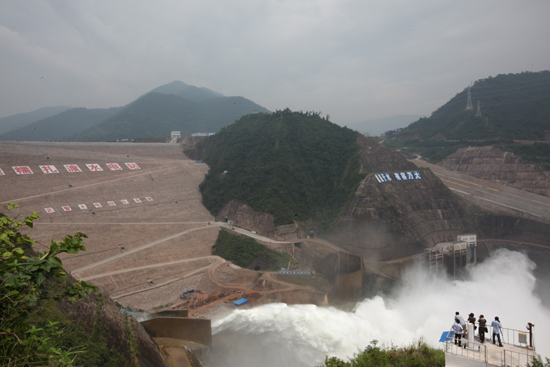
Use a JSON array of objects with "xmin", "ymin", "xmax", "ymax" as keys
[
  {"xmin": 439, "ymin": 331, "xmax": 454, "ymax": 342},
  {"xmin": 233, "ymin": 298, "xmax": 249, "ymax": 306},
  {"xmin": 120, "ymin": 309, "xmax": 137, "ymax": 315}
]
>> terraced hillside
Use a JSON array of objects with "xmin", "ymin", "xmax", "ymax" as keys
[
  {"xmin": 328, "ymin": 137, "xmax": 475, "ymax": 260},
  {"xmin": 0, "ymin": 141, "xmax": 219, "ymax": 311},
  {"xmin": 440, "ymin": 145, "xmax": 550, "ymax": 196}
]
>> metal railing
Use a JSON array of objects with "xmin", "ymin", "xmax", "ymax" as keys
[
  {"xmin": 488, "ymin": 326, "xmax": 534, "ymax": 350},
  {"xmin": 445, "ymin": 326, "xmax": 535, "ymax": 367},
  {"xmin": 503, "ymin": 349, "xmax": 533, "ymax": 367},
  {"xmin": 445, "ymin": 334, "xmax": 487, "ymax": 362}
]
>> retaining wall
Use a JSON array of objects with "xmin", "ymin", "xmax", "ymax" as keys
[{"xmin": 140, "ymin": 317, "xmax": 212, "ymax": 347}]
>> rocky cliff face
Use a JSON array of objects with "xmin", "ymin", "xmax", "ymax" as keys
[
  {"xmin": 440, "ymin": 146, "xmax": 550, "ymax": 196},
  {"xmin": 216, "ymin": 200, "xmax": 276, "ymax": 236},
  {"xmin": 328, "ymin": 136, "xmax": 475, "ymax": 260},
  {"xmin": 57, "ymin": 292, "xmax": 165, "ymax": 367},
  {"xmin": 216, "ymin": 200, "xmax": 302, "ymax": 240}
]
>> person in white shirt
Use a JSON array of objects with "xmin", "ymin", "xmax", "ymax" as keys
[
  {"xmin": 452, "ymin": 318, "xmax": 464, "ymax": 347},
  {"xmin": 455, "ymin": 312, "xmax": 467, "ymax": 336},
  {"xmin": 491, "ymin": 316, "xmax": 503, "ymax": 347}
]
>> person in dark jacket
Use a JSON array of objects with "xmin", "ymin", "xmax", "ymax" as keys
[
  {"xmin": 478, "ymin": 315, "xmax": 487, "ymax": 343},
  {"xmin": 468, "ymin": 313, "xmax": 477, "ymax": 330}
]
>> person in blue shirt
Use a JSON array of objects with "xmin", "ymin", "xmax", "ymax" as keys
[{"xmin": 491, "ymin": 316, "xmax": 503, "ymax": 347}]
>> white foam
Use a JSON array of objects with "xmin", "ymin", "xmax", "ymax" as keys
[{"xmin": 212, "ymin": 249, "xmax": 550, "ymax": 366}]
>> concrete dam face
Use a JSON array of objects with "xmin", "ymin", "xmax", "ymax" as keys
[{"xmin": 210, "ymin": 250, "xmax": 550, "ymax": 367}]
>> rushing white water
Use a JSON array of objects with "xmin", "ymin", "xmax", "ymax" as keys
[{"xmin": 212, "ymin": 249, "xmax": 550, "ymax": 366}]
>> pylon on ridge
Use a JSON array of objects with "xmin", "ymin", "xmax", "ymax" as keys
[
  {"xmin": 466, "ymin": 84, "xmax": 473, "ymax": 111},
  {"xmin": 476, "ymin": 100, "xmax": 482, "ymax": 117}
]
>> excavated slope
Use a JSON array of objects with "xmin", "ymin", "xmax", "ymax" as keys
[
  {"xmin": 328, "ymin": 136, "xmax": 475, "ymax": 261},
  {"xmin": 440, "ymin": 146, "xmax": 550, "ymax": 196}
]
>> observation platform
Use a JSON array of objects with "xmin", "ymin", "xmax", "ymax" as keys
[{"xmin": 443, "ymin": 323, "xmax": 536, "ymax": 367}]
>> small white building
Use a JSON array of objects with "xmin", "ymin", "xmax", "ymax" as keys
[{"xmin": 171, "ymin": 131, "xmax": 181, "ymax": 139}]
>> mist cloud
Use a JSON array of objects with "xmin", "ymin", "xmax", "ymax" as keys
[{"xmin": 212, "ymin": 249, "xmax": 550, "ymax": 366}]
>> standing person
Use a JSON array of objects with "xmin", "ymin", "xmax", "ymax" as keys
[
  {"xmin": 468, "ymin": 313, "xmax": 477, "ymax": 330},
  {"xmin": 452, "ymin": 318, "xmax": 464, "ymax": 347},
  {"xmin": 478, "ymin": 315, "xmax": 487, "ymax": 343},
  {"xmin": 491, "ymin": 316, "xmax": 503, "ymax": 347},
  {"xmin": 456, "ymin": 312, "xmax": 467, "ymax": 336}
]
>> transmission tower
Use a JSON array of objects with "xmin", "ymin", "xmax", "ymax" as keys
[
  {"xmin": 466, "ymin": 84, "xmax": 473, "ymax": 110},
  {"xmin": 475, "ymin": 100, "xmax": 482, "ymax": 117}
]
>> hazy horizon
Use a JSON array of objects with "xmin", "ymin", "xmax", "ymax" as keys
[{"xmin": 2, "ymin": 1, "xmax": 550, "ymax": 129}]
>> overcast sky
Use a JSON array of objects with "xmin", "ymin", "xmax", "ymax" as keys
[{"xmin": 1, "ymin": 0, "xmax": 549, "ymax": 126}]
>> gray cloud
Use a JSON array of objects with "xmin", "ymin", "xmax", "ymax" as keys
[{"xmin": 1, "ymin": 0, "xmax": 549, "ymax": 127}]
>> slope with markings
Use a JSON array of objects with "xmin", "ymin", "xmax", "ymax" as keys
[
  {"xmin": 0, "ymin": 142, "xmax": 219, "ymax": 310},
  {"xmin": 1, "ymin": 141, "xmax": 327, "ymax": 312}
]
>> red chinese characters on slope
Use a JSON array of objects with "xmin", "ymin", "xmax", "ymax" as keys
[
  {"xmin": 39, "ymin": 165, "xmax": 59, "ymax": 174},
  {"xmin": 125, "ymin": 162, "xmax": 140, "ymax": 170},
  {"xmin": 13, "ymin": 166, "xmax": 33, "ymax": 175},
  {"xmin": 106, "ymin": 163, "xmax": 123, "ymax": 171},
  {"xmin": 44, "ymin": 197, "xmax": 153, "ymax": 214},
  {"xmin": 86, "ymin": 164, "xmax": 103, "ymax": 172},
  {"xmin": 64, "ymin": 164, "xmax": 82, "ymax": 173},
  {"xmin": 3, "ymin": 162, "xmax": 142, "ymax": 175}
]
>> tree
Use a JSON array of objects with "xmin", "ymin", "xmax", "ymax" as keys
[{"xmin": 1, "ymin": 202, "xmax": 97, "ymax": 366}]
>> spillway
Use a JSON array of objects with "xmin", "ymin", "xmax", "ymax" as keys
[{"xmin": 211, "ymin": 249, "xmax": 550, "ymax": 367}]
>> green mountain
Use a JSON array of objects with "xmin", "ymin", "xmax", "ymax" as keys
[
  {"xmin": 2, "ymin": 107, "xmax": 122, "ymax": 141},
  {"xmin": 0, "ymin": 106, "xmax": 71, "ymax": 135},
  {"xmin": 391, "ymin": 71, "xmax": 550, "ymax": 141},
  {"xmin": 185, "ymin": 109, "xmax": 366, "ymax": 226},
  {"xmin": 1, "ymin": 81, "xmax": 269, "ymax": 142},
  {"xmin": 148, "ymin": 80, "xmax": 224, "ymax": 101},
  {"xmin": 75, "ymin": 92, "xmax": 270, "ymax": 141}
]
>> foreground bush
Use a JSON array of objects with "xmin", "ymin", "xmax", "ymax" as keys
[{"xmin": 319, "ymin": 340, "xmax": 445, "ymax": 367}]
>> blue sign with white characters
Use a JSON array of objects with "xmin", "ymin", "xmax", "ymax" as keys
[{"xmin": 375, "ymin": 171, "xmax": 421, "ymax": 183}]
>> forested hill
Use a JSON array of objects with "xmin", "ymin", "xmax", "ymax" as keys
[
  {"xmin": 2, "ymin": 107, "xmax": 123, "ymax": 141},
  {"xmin": 391, "ymin": 71, "xmax": 550, "ymax": 141},
  {"xmin": 1, "ymin": 81, "xmax": 269, "ymax": 142},
  {"xmin": 75, "ymin": 93, "xmax": 269, "ymax": 141},
  {"xmin": 147, "ymin": 80, "xmax": 224, "ymax": 101},
  {"xmin": 0, "ymin": 106, "xmax": 71, "ymax": 135},
  {"xmin": 185, "ymin": 110, "xmax": 366, "ymax": 226}
]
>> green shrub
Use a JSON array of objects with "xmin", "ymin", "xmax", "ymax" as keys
[
  {"xmin": 212, "ymin": 230, "xmax": 290, "ymax": 270},
  {"xmin": 319, "ymin": 340, "xmax": 445, "ymax": 367}
]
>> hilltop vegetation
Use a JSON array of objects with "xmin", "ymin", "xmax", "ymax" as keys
[
  {"xmin": 384, "ymin": 71, "xmax": 550, "ymax": 162},
  {"xmin": 186, "ymin": 109, "xmax": 366, "ymax": 227},
  {"xmin": 392, "ymin": 71, "xmax": 550, "ymax": 141}
]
